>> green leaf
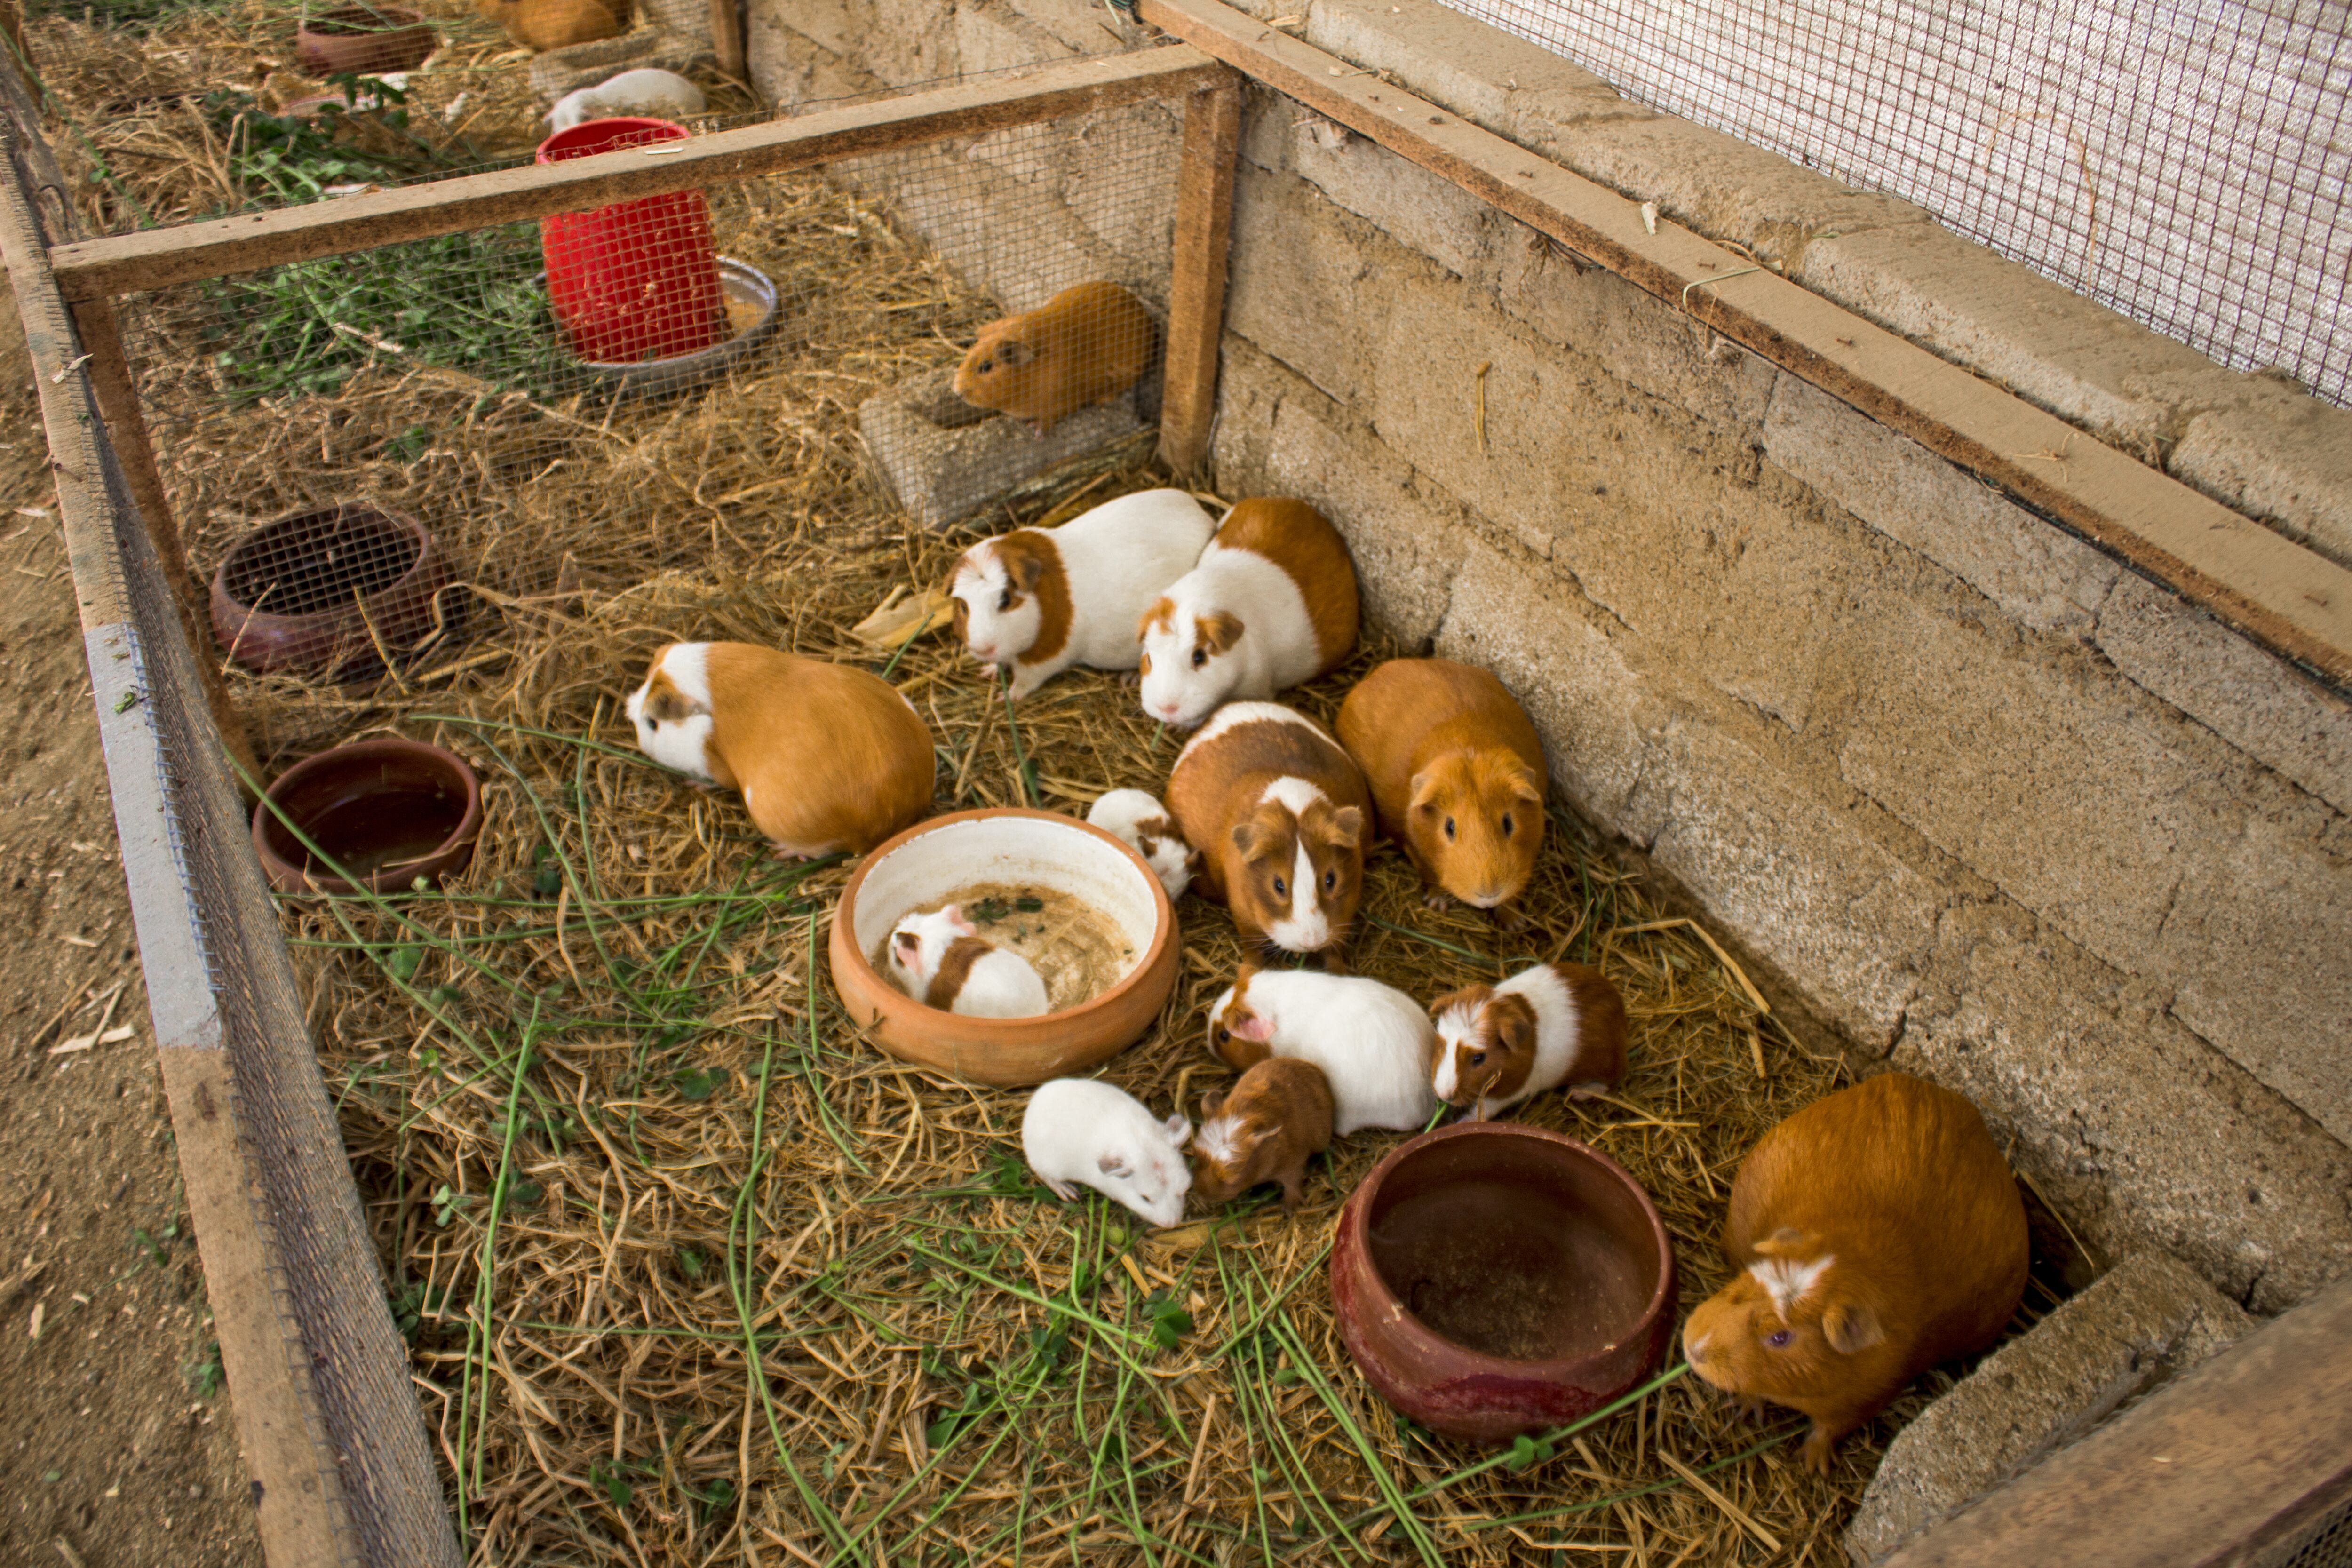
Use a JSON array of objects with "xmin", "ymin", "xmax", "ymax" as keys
[
  {"xmin": 676, "ymin": 1245, "xmax": 704, "ymax": 1280},
  {"xmin": 497, "ymin": 1180, "xmax": 543, "ymax": 1214},
  {"xmin": 672, "ymin": 1066, "xmax": 728, "ymax": 1103},
  {"xmin": 693, "ymin": 1476, "xmax": 736, "ymax": 1521},
  {"xmin": 532, "ymin": 844, "xmax": 564, "ymax": 899},
  {"xmin": 1014, "ymin": 895, "xmax": 1044, "ymax": 913},
  {"xmin": 384, "ymin": 945, "xmax": 424, "ymax": 982}
]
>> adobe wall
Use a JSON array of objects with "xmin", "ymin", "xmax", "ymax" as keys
[{"xmin": 745, "ymin": 0, "xmax": 2352, "ymax": 1311}]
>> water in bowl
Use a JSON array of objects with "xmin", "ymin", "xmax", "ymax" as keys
[
  {"xmin": 1368, "ymin": 1177, "xmax": 1650, "ymax": 1362},
  {"xmin": 293, "ymin": 788, "xmax": 466, "ymax": 880}
]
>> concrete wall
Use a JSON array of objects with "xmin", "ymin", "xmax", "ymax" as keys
[{"xmin": 747, "ymin": 0, "xmax": 2352, "ymax": 1311}]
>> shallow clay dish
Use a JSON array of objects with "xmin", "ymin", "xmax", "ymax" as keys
[
  {"xmin": 253, "ymin": 738, "xmax": 482, "ymax": 896},
  {"xmin": 1330, "ymin": 1122, "xmax": 1677, "ymax": 1445},
  {"xmin": 210, "ymin": 503, "xmax": 459, "ymax": 679},
  {"xmin": 829, "ymin": 808, "xmax": 1178, "ymax": 1087},
  {"xmin": 294, "ymin": 6, "xmax": 436, "ymax": 75}
]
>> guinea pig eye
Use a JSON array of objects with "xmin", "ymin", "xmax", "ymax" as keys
[
  {"xmin": 1468, "ymin": 1050, "xmax": 1486, "ymax": 1066},
  {"xmin": 1322, "ymin": 869, "xmax": 1335, "ymax": 891},
  {"xmin": 1443, "ymin": 817, "xmax": 1457, "ymax": 841},
  {"xmin": 996, "ymin": 589, "xmax": 1012, "ymax": 613},
  {"xmin": 1215, "ymin": 1027, "xmax": 1229, "ymax": 1043},
  {"xmin": 1501, "ymin": 814, "xmax": 1515, "ymax": 838},
  {"xmin": 978, "ymin": 358, "xmax": 993, "ymax": 373},
  {"xmin": 1767, "ymin": 1329, "xmax": 1793, "ymax": 1349},
  {"xmin": 1190, "ymin": 648, "xmax": 1208, "ymax": 669},
  {"xmin": 1271, "ymin": 876, "xmax": 1287, "ymax": 898}
]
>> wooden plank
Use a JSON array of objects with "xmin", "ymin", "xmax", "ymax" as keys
[
  {"xmin": 1157, "ymin": 67, "xmax": 1241, "ymax": 478},
  {"xmin": 1880, "ymin": 1270, "xmax": 2352, "ymax": 1568},
  {"xmin": 1135, "ymin": 0, "xmax": 2352, "ymax": 687},
  {"xmin": 49, "ymin": 45, "xmax": 1219, "ymax": 299},
  {"xmin": 707, "ymin": 0, "xmax": 745, "ymax": 86},
  {"xmin": 67, "ymin": 292, "xmax": 264, "ymax": 792}
]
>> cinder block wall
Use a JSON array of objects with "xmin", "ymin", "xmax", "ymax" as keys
[{"xmin": 747, "ymin": 0, "xmax": 2352, "ymax": 1311}]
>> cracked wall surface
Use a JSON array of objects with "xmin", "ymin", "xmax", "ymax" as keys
[{"xmin": 746, "ymin": 0, "xmax": 2352, "ymax": 1311}]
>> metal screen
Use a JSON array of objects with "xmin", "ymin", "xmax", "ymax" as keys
[
  {"xmin": 2266, "ymin": 1493, "xmax": 2352, "ymax": 1568},
  {"xmin": 1429, "ymin": 0, "xmax": 2352, "ymax": 408}
]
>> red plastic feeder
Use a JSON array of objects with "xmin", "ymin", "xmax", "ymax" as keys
[{"xmin": 538, "ymin": 118, "xmax": 726, "ymax": 365}]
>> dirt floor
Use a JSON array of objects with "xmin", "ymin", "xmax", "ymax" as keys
[{"xmin": 0, "ymin": 285, "xmax": 263, "ymax": 1565}]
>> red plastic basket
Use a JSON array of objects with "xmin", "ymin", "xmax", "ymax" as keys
[{"xmin": 537, "ymin": 118, "xmax": 726, "ymax": 365}]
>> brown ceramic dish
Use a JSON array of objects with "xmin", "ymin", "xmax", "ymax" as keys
[
  {"xmin": 829, "ymin": 808, "xmax": 1179, "ymax": 1088},
  {"xmin": 253, "ymin": 738, "xmax": 482, "ymax": 896},
  {"xmin": 1330, "ymin": 1122, "xmax": 1677, "ymax": 1445},
  {"xmin": 294, "ymin": 6, "xmax": 436, "ymax": 75},
  {"xmin": 210, "ymin": 503, "xmax": 459, "ymax": 679}
]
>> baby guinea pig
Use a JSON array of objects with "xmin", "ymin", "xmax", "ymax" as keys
[
  {"xmin": 1086, "ymin": 788, "xmax": 1193, "ymax": 900},
  {"xmin": 1336, "ymin": 658, "xmax": 1548, "ymax": 929},
  {"xmin": 1166, "ymin": 703, "xmax": 1372, "ymax": 969},
  {"xmin": 1138, "ymin": 499, "xmax": 1359, "ymax": 731},
  {"xmin": 1430, "ymin": 961, "xmax": 1625, "ymax": 1122},
  {"xmin": 887, "ymin": 906, "xmax": 1049, "ymax": 1019},
  {"xmin": 949, "ymin": 488, "xmax": 1216, "ymax": 699},
  {"xmin": 1205, "ymin": 966, "xmax": 1434, "ymax": 1135},
  {"xmin": 1191, "ymin": 1057, "xmax": 1335, "ymax": 1214},
  {"xmin": 626, "ymin": 642, "xmax": 932, "ymax": 857},
  {"xmin": 1022, "ymin": 1077, "xmax": 1192, "ymax": 1228},
  {"xmin": 953, "ymin": 280, "xmax": 1155, "ymax": 435},
  {"xmin": 1681, "ymin": 1073, "xmax": 2028, "ymax": 1474}
]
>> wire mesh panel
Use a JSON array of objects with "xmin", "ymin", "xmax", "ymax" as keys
[{"xmin": 1428, "ymin": 0, "xmax": 2352, "ymax": 406}]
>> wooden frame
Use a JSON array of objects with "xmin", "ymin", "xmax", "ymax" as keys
[{"xmin": 1138, "ymin": 0, "xmax": 2352, "ymax": 688}]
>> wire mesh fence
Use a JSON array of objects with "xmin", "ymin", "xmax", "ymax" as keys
[{"xmin": 1429, "ymin": 0, "xmax": 2352, "ymax": 407}]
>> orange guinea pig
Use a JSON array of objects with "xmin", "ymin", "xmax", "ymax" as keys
[
  {"xmin": 477, "ymin": 0, "xmax": 627, "ymax": 51},
  {"xmin": 1682, "ymin": 1073, "xmax": 2028, "ymax": 1474},
  {"xmin": 1166, "ymin": 701, "xmax": 1372, "ymax": 971},
  {"xmin": 1336, "ymin": 659, "xmax": 1547, "ymax": 930},
  {"xmin": 953, "ymin": 280, "xmax": 1156, "ymax": 435},
  {"xmin": 625, "ymin": 641, "xmax": 933, "ymax": 857},
  {"xmin": 1191, "ymin": 1057, "xmax": 1336, "ymax": 1214}
]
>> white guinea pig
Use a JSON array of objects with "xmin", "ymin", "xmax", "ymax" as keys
[
  {"xmin": 1085, "ymin": 788, "xmax": 1192, "ymax": 900},
  {"xmin": 545, "ymin": 69, "xmax": 706, "ymax": 134},
  {"xmin": 887, "ymin": 906, "xmax": 1049, "ymax": 1018},
  {"xmin": 1205, "ymin": 966, "xmax": 1435, "ymax": 1135},
  {"xmin": 1022, "ymin": 1077, "xmax": 1193, "ymax": 1228},
  {"xmin": 949, "ymin": 488, "xmax": 1216, "ymax": 700},
  {"xmin": 1138, "ymin": 498, "xmax": 1359, "ymax": 730}
]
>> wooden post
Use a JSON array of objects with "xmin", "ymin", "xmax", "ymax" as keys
[
  {"xmin": 1158, "ymin": 67, "xmax": 1241, "ymax": 480},
  {"xmin": 68, "ymin": 294, "xmax": 265, "ymax": 792},
  {"xmin": 708, "ymin": 0, "xmax": 746, "ymax": 85}
]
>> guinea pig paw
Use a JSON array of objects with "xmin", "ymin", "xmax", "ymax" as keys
[
  {"xmin": 1800, "ymin": 1427, "xmax": 1838, "ymax": 1476},
  {"xmin": 1735, "ymin": 1395, "xmax": 1768, "ymax": 1425},
  {"xmin": 1487, "ymin": 903, "xmax": 1530, "ymax": 934},
  {"xmin": 1420, "ymin": 889, "xmax": 1453, "ymax": 913}
]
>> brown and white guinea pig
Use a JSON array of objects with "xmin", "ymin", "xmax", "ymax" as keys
[
  {"xmin": 1085, "ymin": 788, "xmax": 1193, "ymax": 900},
  {"xmin": 1681, "ymin": 1073, "xmax": 2029, "ymax": 1474},
  {"xmin": 1429, "ymin": 961, "xmax": 1624, "ymax": 1121},
  {"xmin": 1191, "ymin": 1056, "xmax": 1335, "ymax": 1214},
  {"xmin": 947, "ymin": 489, "xmax": 1216, "ymax": 699},
  {"xmin": 886, "ymin": 906, "xmax": 1049, "ymax": 1018},
  {"xmin": 1165, "ymin": 702, "xmax": 1372, "ymax": 970},
  {"xmin": 1138, "ymin": 499, "xmax": 1359, "ymax": 731},
  {"xmin": 625, "ymin": 641, "xmax": 933, "ymax": 857},
  {"xmin": 478, "ymin": 0, "xmax": 626, "ymax": 52},
  {"xmin": 1205, "ymin": 966, "xmax": 1434, "ymax": 1134},
  {"xmin": 1336, "ymin": 658, "xmax": 1547, "ymax": 929},
  {"xmin": 953, "ymin": 280, "xmax": 1156, "ymax": 435}
]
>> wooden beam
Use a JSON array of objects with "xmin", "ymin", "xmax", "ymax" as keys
[
  {"xmin": 48, "ymin": 45, "xmax": 1220, "ymax": 300},
  {"xmin": 707, "ymin": 0, "xmax": 745, "ymax": 86},
  {"xmin": 67, "ymin": 293, "xmax": 264, "ymax": 794},
  {"xmin": 1157, "ymin": 67, "xmax": 1241, "ymax": 478},
  {"xmin": 1136, "ymin": 0, "xmax": 2352, "ymax": 687},
  {"xmin": 1880, "ymin": 1270, "xmax": 2352, "ymax": 1568}
]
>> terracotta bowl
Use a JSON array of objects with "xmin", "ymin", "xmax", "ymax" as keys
[
  {"xmin": 1331, "ymin": 1122, "xmax": 1677, "ymax": 1445},
  {"xmin": 294, "ymin": 6, "xmax": 436, "ymax": 76},
  {"xmin": 210, "ymin": 503, "xmax": 461, "ymax": 680},
  {"xmin": 828, "ymin": 808, "xmax": 1179, "ymax": 1087},
  {"xmin": 253, "ymin": 738, "xmax": 482, "ymax": 896}
]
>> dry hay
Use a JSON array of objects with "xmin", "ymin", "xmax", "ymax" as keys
[
  {"xmin": 106, "ymin": 150, "xmax": 2073, "ymax": 1568},
  {"xmin": 21, "ymin": 0, "xmax": 763, "ymax": 236}
]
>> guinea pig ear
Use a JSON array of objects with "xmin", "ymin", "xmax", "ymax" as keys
[
  {"xmin": 1822, "ymin": 1299, "xmax": 1884, "ymax": 1355},
  {"xmin": 1230, "ymin": 819, "xmax": 1272, "ymax": 860},
  {"xmin": 945, "ymin": 906, "xmax": 979, "ymax": 937},
  {"xmin": 1327, "ymin": 805, "xmax": 1364, "ymax": 850},
  {"xmin": 1230, "ymin": 1011, "xmax": 1274, "ymax": 1044},
  {"xmin": 1509, "ymin": 764, "xmax": 1545, "ymax": 808},
  {"xmin": 1097, "ymin": 1150, "xmax": 1134, "ymax": 1178},
  {"xmin": 1201, "ymin": 1089, "xmax": 1226, "ymax": 1120},
  {"xmin": 647, "ymin": 687, "xmax": 707, "ymax": 724},
  {"xmin": 1407, "ymin": 771, "xmax": 1444, "ymax": 816},
  {"xmin": 1006, "ymin": 546, "xmax": 1046, "ymax": 593},
  {"xmin": 1162, "ymin": 1113, "xmax": 1193, "ymax": 1146},
  {"xmin": 995, "ymin": 338, "xmax": 1033, "ymax": 367},
  {"xmin": 892, "ymin": 930, "xmax": 921, "ymax": 957},
  {"xmin": 1751, "ymin": 1227, "xmax": 1822, "ymax": 1258},
  {"xmin": 1494, "ymin": 999, "xmax": 1538, "ymax": 1058},
  {"xmin": 1197, "ymin": 611, "xmax": 1245, "ymax": 655}
]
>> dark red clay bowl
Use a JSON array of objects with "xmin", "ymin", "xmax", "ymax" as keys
[
  {"xmin": 294, "ymin": 6, "xmax": 436, "ymax": 76},
  {"xmin": 829, "ymin": 808, "xmax": 1179, "ymax": 1088},
  {"xmin": 211, "ymin": 503, "xmax": 458, "ymax": 681},
  {"xmin": 253, "ymin": 738, "xmax": 481, "ymax": 896},
  {"xmin": 1331, "ymin": 1122, "xmax": 1677, "ymax": 1445}
]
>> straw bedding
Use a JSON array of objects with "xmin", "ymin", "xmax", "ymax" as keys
[{"xmin": 33, "ymin": 20, "xmax": 2073, "ymax": 1564}]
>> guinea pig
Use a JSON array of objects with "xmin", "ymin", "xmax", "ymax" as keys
[
  {"xmin": 953, "ymin": 281, "xmax": 1156, "ymax": 435},
  {"xmin": 1191, "ymin": 1057, "xmax": 1335, "ymax": 1213},
  {"xmin": 1681, "ymin": 1072, "xmax": 2029, "ymax": 1474},
  {"xmin": 1204, "ymin": 966, "xmax": 1435, "ymax": 1135},
  {"xmin": 624, "ymin": 641, "xmax": 933, "ymax": 857},
  {"xmin": 477, "ymin": 0, "xmax": 626, "ymax": 52},
  {"xmin": 1166, "ymin": 702, "xmax": 1372, "ymax": 970},
  {"xmin": 1429, "ymin": 962, "xmax": 1625, "ymax": 1121},
  {"xmin": 546, "ymin": 68, "xmax": 705, "ymax": 133},
  {"xmin": 1336, "ymin": 658, "xmax": 1549, "ymax": 929},
  {"xmin": 886, "ymin": 905, "xmax": 1049, "ymax": 1018},
  {"xmin": 1086, "ymin": 787, "xmax": 1193, "ymax": 900},
  {"xmin": 948, "ymin": 488, "xmax": 1216, "ymax": 699},
  {"xmin": 1137, "ymin": 498, "xmax": 1359, "ymax": 731},
  {"xmin": 1022, "ymin": 1077, "xmax": 1192, "ymax": 1228}
]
